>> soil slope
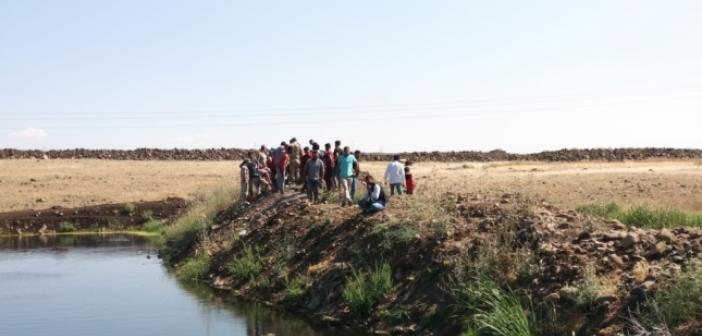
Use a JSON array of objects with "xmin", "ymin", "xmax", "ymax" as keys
[{"xmin": 167, "ymin": 192, "xmax": 702, "ymax": 335}]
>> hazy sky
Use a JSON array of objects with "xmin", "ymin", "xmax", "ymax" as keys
[{"xmin": 1, "ymin": 1, "xmax": 701, "ymax": 153}]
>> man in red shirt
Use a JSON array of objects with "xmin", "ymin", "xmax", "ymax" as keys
[{"xmin": 273, "ymin": 142, "xmax": 289, "ymax": 194}]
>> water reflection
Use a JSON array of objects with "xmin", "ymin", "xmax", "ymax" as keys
[{"xmin": 0, "ymin": 234, "xmax": 350, "ymax": 336}]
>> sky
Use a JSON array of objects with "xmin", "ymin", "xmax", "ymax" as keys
[{"xmin": 1, "ymin": 0, "xmax": 701, "ymax": 153}]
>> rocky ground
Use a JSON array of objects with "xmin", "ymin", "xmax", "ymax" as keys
[
  {"xmin": 3, "ymin": 147, "xmax": 702, "ymax": 162},
  {"xmin": 165, "ymin": 191, "xmax": 702, "ymax": 336},
  {"xmin": 0, "ymin": 198, "xmax": 187, "ymax": 235}
]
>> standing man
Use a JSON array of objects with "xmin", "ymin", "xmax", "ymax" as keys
[
  {"xmin": 300, "ymin": 146, "xmax": 311, "ymax": 193},
  {"xmin": 322, "ymin": 143, "xmax": 335, "ymax": 192},
  {"xmin": 337, "ymin": 146, "xmax": 357, "ymax": 206},
  {"xmin": 239, "ymin": 159, "xmax": 250, "ymax": 204},
  {"xmin": 333, "ymin": 140, "xmax": 342, "ymax": 190},
  {"xmin": 384, "ymin": 155, "xmax": 405, "ymax": 196},
  {"xmin": 273, "ymin": 142, "xmax": 289, "ymax": 194},
  {"xmin": 351, "ymin": 150, "xmax": 361, "ymax": 200},
  {"xmin": 303, "ymin": 150, "xmax": 324, "ymax": 203},
  {"xmin": 288, "ymin": 138, "xmax": 303, "ymax": 184},
  {"xmin": 256, "ymin": 146, "xmax": 268, "ymax": 169}
]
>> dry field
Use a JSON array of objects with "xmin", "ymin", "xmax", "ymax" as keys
[{"xmin": 1, "ymin": 159, "xmax": 701, "ymax": 213}]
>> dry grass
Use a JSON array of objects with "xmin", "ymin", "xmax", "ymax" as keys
[{"xmin": 1, "ymin": 159, "xmax": 702, "ymax": 212}]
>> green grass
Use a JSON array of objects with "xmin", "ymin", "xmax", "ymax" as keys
[
  {"xmin": 342, "ymin": 263, "xmax": 394, "ymax": 318},
  {"xmin": 638, "ymin": 258, "xmax": 702, "ymax": 329},
  {"xmin": 177, "ymin": 253, "xmax": 211, "ymax": 281},
  {"xmin": 282, "ymin": 274, "xmax": 310, "ymax": 302},
  {"xmin": 454, "ymin": 278, "xmax": 538, "ymax": 336},
  {"xmin": 160, "ymin": 187, "xmax": 237, "ymax": 263},
  {"xmin": 142, "ymin": 219, "xmax": 164, "ymax": 233},
  {"xmin": 577, "ymin": 202, "xmax": 702, "ymax": 229},
  {"xmin": 226, "ymin": 245, "xmax": 261, "ymax": 282},
  {"xmin": 57, "ymin": 221, "xmax": 76, "ymax": 233},
  {"xmin": 573, "ymin": 264, "xmax": 606, "ymax": 307}
]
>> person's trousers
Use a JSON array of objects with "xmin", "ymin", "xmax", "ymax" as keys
[
  {"xmin": 275, "ymin": 169, "xmax": 286, "ymax": 193},
  {"xmin": 306, "ymin": 178, "xmax": 320, "ymax": 202},
  {"xmin": 240, "ymin": 179, "xmax": 249, "ymax": 202},
  {"xmin": 359, "ymin": 199, "xmax": 385, "ymax": 214},
  {"xmin": 249, "ymin": 178, "xmax": 260, "ymax": 197},
  {"xmin": 390, "ymin": 183, "xmax": 403, "ymax": 196},
  {"xmin": 340, "ymin": 177, "xmax": 353, "ymax": 205},
  {"xmin": 289, "ymin": 160, "xmax": 300, "ymax": 183},
  {"xmin": 324, "ymin": 172, "xmax": 334, "ymax": 192},
  {"xmin": 349, "ymin": 177, "xmax": 357, "ymax": 200}
]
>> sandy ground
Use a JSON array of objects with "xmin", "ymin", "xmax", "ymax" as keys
[{"xmin": 1, "ymin": 159, "xmax": 701, "ymax": 213}]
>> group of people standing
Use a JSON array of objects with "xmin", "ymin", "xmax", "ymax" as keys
[{"xmin": 240, "ymin": 138, "xmax": 415, "ymax": 215}]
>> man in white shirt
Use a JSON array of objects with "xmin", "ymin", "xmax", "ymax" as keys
[{"xmin": 384, "ymin": 155, "xmax": 405, "ymax": 196}]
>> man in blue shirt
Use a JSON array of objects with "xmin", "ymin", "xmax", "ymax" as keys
[{"xmin": 336, "ymin": 146, "xmax": 357, "ymax": 206}]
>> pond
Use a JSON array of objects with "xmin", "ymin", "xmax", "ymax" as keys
[{"xmin": 0, "ymin": 234, "xmax": 350, "ymax": 336}]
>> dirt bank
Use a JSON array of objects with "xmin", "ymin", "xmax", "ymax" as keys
[
  {"xmin": 0, "ymin": 198, "xmax": 187, "ymax": 235},
  {"xmin": 164, "ymin": 192, "xmax": 702, "ymax": 335},
  {"xmin": 3, "ymin": 147, "xmax": 702, "ymax": 162}
]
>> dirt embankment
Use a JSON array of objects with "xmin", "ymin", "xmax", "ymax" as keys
[
  {"xmin": 167, "ymin": 192, "xmax": 702, "ymax": 335},
  {"xmin": 0, "ymin": 198, "xmax": 187, "ymax": 235},
  {"xmin": 2, "ymin": 147, "xmax": 702, "ymax": 162}
]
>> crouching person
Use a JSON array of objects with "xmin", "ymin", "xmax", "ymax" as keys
[{"xmin": 358, "ymin": 176, "xmax": 386, "ymax": 215}]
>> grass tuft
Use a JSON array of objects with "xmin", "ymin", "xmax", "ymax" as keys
[
  {"xmin": 226, "ymin": 245, "xmax": 261, "ymax": 282},
  {"xmin": 160, "ymin": 187, "xmax": 236, "ymax": 263},
  {"xmin": 282, "ymin": 274, "xmax": 310, "ymax": 302},
  {"xmin": 454, "ymin": 278, "xmax": 538, "ymax": 336},
  {"xmin": 177, "ymin": 253, "xmax": 211, "ymax": 281},
  {"xmin": 637, "ymin": 258, "xmax": 702, "ymax": 329},
  {"xmin": 57, "ymin": 221, "xmax": 76, "ymax": 233},
  {"xmin": 142, "ymin": 219, "xmax": 164, "ymax": 233},
  {"xmin": 343, "ymin": 263, "xmax": 393, "ymax": 318},
  {"xmin": 577, "ymin": 202, "xmax": 702, "ymax": 229}
]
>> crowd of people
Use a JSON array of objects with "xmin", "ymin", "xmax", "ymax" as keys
[{"xmin": 239, "ymin": 138, "xmax": 415, "ymax": 215}]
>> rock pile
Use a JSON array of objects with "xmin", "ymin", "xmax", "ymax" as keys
[{"xmin": 2, "ymin": 147, "xmax": 701, "ymax": 162}]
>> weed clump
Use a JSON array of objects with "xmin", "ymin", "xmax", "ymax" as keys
[
  {"xmin": 454, "ymin": 278, "xmax": 538, "ymax": 336},
  {"xmin": 226, "ymin": 245, "xmax": 261, "ymax": 282},
  {"xmin": 637, "ymin": 258, "xmax": 702, "ymax": 330},
  {"xmin": 160, "ymin": 187, "xmax": 236, "ymax": 263},
  {"xmin": 343, "ymin": 263, "xmax": 393, "ymax": 318},
  {"xmin": 57, "ymin": 221, "xmax": 76, "ymax": 233},
  {"xmin": 142, "ymin": 219, "xmax": 164, "ymax": 233},
  {"xmin": 177, "ymin": 253, "xmax": 211, "ymax": 281},
  {"xmin": 577, "ymin": 203, "xmax": 702, "ymax": 229},
  {"xmin": 282, "ymin": 274, "xmax": 310, "ymax": 302}
]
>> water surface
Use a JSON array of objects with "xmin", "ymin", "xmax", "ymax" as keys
[{"xmin": 0, "ymin": 235, "xmax": 344, "ymax": 336}]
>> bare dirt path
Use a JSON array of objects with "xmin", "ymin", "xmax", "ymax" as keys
[{"xmin": 1, "ymin": 159, "xmax": 701, "ymax": 213}]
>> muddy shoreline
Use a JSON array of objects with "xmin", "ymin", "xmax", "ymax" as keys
[
  {"xmin": 3, "ymin": 147, "xmax": 702, "ymax": 162},
  {"xmin": 0, "ymin": 198, "xmax": 187, "ymax": 235}
]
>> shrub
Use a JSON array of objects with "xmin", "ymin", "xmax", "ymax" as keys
[
  {"xmin": 160, "ymin": 187, "xmax": 236, "ymax": 263},
  {"xmin": 577, "ymin": 203, "xmax": 702, "ymax": 229},
  {"xmin": 142, "ymin": 219, "xmax": 164, "ymax": 233},
  {"xmin": 57, "ymin": 221, "xmax": 76, "ymax": 233},
  {"xmin": 342, "ymin": 263, "xmax": 393, "ymax": 317},
  {"xmin": 226, "ymin": 245, "xmax": 261, "ymax": 282},
  {"xmin": 454, "ymin": 278, "xmax": 538, "ymax": 336},
  {"xmin": 282, "ymin": 274, "xmax": 310, "ymax": 302},
  {"xmin": 177, "ymin": 253, "xmax": 211, "ymax": 281},
  {"xmin": 639, "ymin": 258, "xmax": 702, "ymax": 329},
  {"xmin": 574, "ymin": 264, "xmax": 606, "ymax": 307},
  {"xmin": 123, "ymin": 203, "xmax": 136, "ymax": 214}
]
